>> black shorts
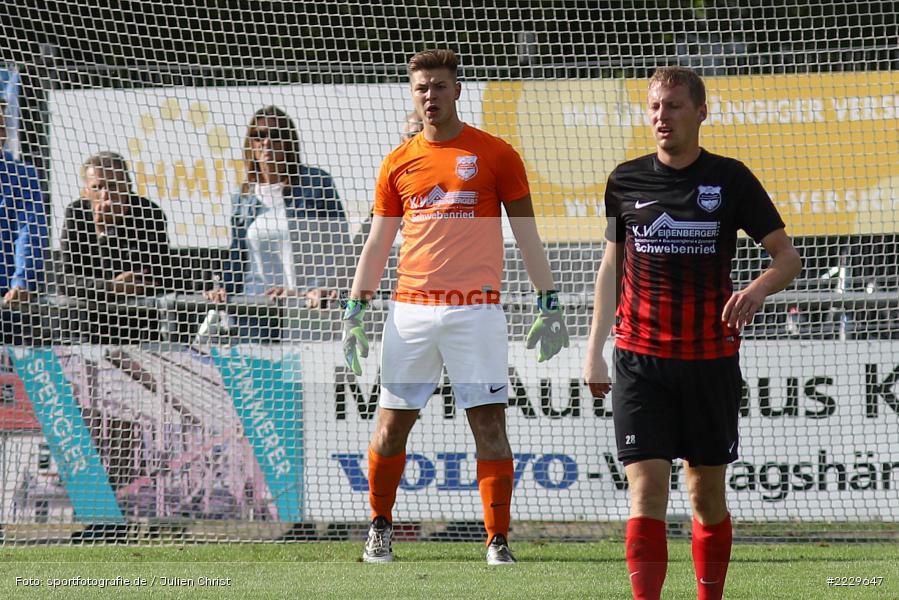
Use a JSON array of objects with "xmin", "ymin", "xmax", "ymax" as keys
[{"xmin": 612, "ymin": 347, "xmax": 742, "ymax": 467}]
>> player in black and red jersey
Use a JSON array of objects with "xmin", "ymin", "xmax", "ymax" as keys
[{"xmin": 583, "ymin": 67, "xmax": 802, "ymax": 600}]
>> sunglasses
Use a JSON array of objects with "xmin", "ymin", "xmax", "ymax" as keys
[
  {"xmin": 87, "ymin": 180, "xmax": 130, "ymax": 194},
  {"xmin": 250, "ymin": 128, "xmax": 290, "ymax": 142}
]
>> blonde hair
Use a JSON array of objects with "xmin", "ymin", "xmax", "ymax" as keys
[
  {"xmin": 649, "ymin": 66, "xmax": 706, "ymax": 107},
  {"xmin": 81, "ymin": 151, "xmax": 134, "ymax": 191}
]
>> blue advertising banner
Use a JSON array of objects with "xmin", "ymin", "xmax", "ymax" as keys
[
  {"xmin": 7, "ymin": 348, "xmax": 124, "ymax": 522},
  {"xmin": 212, "ymin": 348, "xmax": 304, "ymax": 521}
]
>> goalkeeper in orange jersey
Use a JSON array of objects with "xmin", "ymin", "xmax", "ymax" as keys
[
  {"xmin": 584, "ymin": 66, "xmax": 801, "ymax": 599},
  {"xmin": 342, "ymin": 49, "xmax": 569, "ymax": 565}
]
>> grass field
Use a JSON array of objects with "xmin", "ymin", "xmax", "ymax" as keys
[{"xmin": 0, "ymin": 541, "xmax": 896, "ymax": 599}]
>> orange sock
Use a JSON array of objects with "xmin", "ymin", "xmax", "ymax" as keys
[
  {"xmin": 368, "ymin": 447, "xmax": 406, "ymax": 523},
  {"xmin": 477, "ymin": 458, "xmax": 513, "ymax": 544}
]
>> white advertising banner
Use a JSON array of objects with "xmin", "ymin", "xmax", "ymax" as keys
[
  {"xmin": 47, "ymin": 73, "xmax": 899, "ymax": 247},
  {"xmin": 48, "ymin": 84, "xmax": 486, "ymax": 247},
  {"xmin": 300, "ymin": 339, "xmax": 899, "ymax": 523},
  {"xmin": 4, "ymin": 340, "xmax": 894, "ymax": 524}
]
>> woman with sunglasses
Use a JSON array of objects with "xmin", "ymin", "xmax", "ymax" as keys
[{"xmin": 204, "ymin": 106, "xmax": 348, "ymax": 341}]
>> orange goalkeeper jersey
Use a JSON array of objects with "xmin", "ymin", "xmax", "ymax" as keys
[{"xmin": 373, "ymin": 124, "xmax": 529, "ymax": 305}]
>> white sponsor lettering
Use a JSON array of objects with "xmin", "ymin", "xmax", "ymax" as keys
[
  {"xmin": 562, "ymin": 103, "xmax": 647, "ymax": 128},
  {"xmin": 631, "ymin": 213, "xmax": 720, "ymax": 254},
  {"xmin": 409, "ymin": 185, "xmax": 479, "ymax": 210},
  {"xmin": 232, "ymin": 360, "xmax": 292, "ymax": 478},
  {"xmin": 831, "ymin": 95, "xmax": 899, "ymax": 122},
  {"xmin": 634, "ymin": 242, "xmax": 717, "ymax": 255},
  {"xmin": 777, "ymin": 188, "xmax": 899, "ymax": 215},
  {"xmin": 24, "ymin": 358, "xmax": 89, "ymax": 476},
  {"xmin": 706, "ymin": 97, "xmax": 825, "ymax": 125},
  {"xmin": 409, "ymin": 210, "xmax": 475, "ymax": 222}
]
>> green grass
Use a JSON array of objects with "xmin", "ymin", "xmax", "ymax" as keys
[{"xmin": 0, "ymin": 541, "xmax": 896, "ymax": 599}]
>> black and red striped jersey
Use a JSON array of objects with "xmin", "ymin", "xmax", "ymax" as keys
[{"xmin": 604, "ymin": 149, "xmax": 785, "ymax": 360}]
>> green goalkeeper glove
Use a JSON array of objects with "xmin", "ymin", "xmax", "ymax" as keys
[
  {"xmin": 526, "ymin": 290, "xmax": 569, "ymax": 362},
  {"xmin": 341, "ymin": 298, "xmax": 369, "ymax": 376}
]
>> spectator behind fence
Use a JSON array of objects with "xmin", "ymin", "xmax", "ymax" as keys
[
  {"xmin": 59, "ymin": 151, "xmax": 172, "ymax": 343},
  {"xmin": 0, "ymin": 100, "xmax": 47, "ymax": 345},
  {"xmin": 204, "ymin": 106, "xmax": 348, "ymax": 322},
  {"xmin": 400, "ymin": 111, "xmax": 423, "ymax": 141}
]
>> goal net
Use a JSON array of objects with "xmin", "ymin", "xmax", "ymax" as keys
[{"xmin": 0, "ymin": 1, "xmax": 896, "ymax": 544}]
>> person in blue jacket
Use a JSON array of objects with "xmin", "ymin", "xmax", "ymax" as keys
[
  {"xmin": 203, "ymin": 106, "xmax": 348, "ymax": 341},
  {"xmin": 0, "ymin": 101, "xmax": 47, "ymax": 345}
]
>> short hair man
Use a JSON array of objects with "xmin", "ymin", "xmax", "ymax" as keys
[
  {"xmin": 60, "ymin": 151, "xmax": 172, "ymax": 343},
  {"xmin": 342, "ymin": 49, "xmax": 569, "ymax": 565},
  {"xmin": 583, "ymin": 67, "xmax": 802, "ymax": 600},
  {"xmin": 0, "ymin": 100, "xmax": 47, "ymax": 344}
]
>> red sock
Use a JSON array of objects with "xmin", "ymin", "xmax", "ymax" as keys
[
  {"xmin": 625, "ymin": 517, "xmax": 668, "ymax": 600},
  {"xmin": 367, "ymin": 447, "xmax": 406, "ymax": 523},
  {"xmin": 477, "ymin": 458, "xmax": 513, "ymax": 544},
  {"xmin": 692, "ymin": 513, "xmax": 732, "ymax": 600}
]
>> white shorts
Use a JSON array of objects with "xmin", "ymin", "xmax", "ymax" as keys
[{"xmin": 379, "ymin": 301, "xmax": 509, "ymax": 411}]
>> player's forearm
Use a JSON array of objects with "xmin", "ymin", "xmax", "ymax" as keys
[
  {"xmin": 519, "ymin": 244, "xmax": 556, "ymax": 292},
  {"xmin": 510, "ymin": 218, "xmax": 555, "ymax": 291},
  {"xmin": 747, "ymin": 248, "xmax": 802, "ymax": 298},
  {"xmin": 586, "ymin": 243, "xmax": 621, "ymax": 354},
  {"xmin": 349, "ymin": 216, "xmax": 401, "ymax": 300},
  {"xmin": 349, "ymin": 247, "xmax": 390, "ymax": 301},
  {"xmin": 587, "ymin": 260, "xmax": 618, "ymax": 352}
]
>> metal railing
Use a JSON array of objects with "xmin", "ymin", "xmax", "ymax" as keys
[{"xmin": 6, "ymin": 286, "xmax": 897, "ymax": 347}]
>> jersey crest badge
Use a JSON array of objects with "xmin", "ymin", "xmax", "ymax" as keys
[
  {"xmin": 455, "ymin": 155, "xmax": 479, "ymax": 181},
  {"xmin": 697, "ymin": 185, "xmax": 722, "ymax": 213}
]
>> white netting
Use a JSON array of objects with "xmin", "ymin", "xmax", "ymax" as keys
[{"xmin": 0, "ymin": 1, "xmax": 896, "ymax": 543}]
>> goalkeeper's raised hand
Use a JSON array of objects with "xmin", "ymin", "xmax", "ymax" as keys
[
  {"xmin": 341, "ymin": 298, "xmax": 369, "ymax": 376},
  {"xmin": 526, "ymin": 290, "xmax": 569, "ymax": 362}
]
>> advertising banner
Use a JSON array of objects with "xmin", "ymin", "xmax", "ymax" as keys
[
  {"xmin": 483, "ymin": 71, "xmax": 899, "ymax": 239},
  {"xmin": 8, "ymin": 348, "xmax": 124, "ymax": 522},
  {"xmin": 3, "ymin": 340, "xmax": 896, "ymax": 525},
  {"xmin": 302, "ymin": 339, "xmax": 899, "ymax": 523},
  {"xmin": 48, "ymin": 84, "xmax": 486, "ymax": 247},
  {"xmin": 212, "ymin": 347, "xmax": 304, "ymax": 521},
  {"xmin": 50, "ymin": 74, "xmax": 898, "ymax": 245},
  {"xmin": 2, "ymin": 346, "xmax": 305, "ymax": 524}
]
